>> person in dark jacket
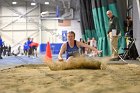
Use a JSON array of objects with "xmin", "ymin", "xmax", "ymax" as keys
[{"xmin": 107, "ymin": 10, "xmax": 120, "ymax": 61}]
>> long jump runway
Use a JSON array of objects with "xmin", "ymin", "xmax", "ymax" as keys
[
  {"xmin": 0, "ymin": 54, "xmax": 64, "ymax": 70},
  {"xmin": 0, "ymin": 56, "xmax": 43, "ymax": 70}
]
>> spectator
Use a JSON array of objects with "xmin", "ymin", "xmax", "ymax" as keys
[{"xmin": 0, "ymin": 36, "xmax": 3, "ymax": 59}]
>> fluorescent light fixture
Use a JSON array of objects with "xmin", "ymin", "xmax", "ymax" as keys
[
  {"xmin": 12, "ymin": 1, "xmax": 17, "ymax": 4},
  {"xmin": 31, "ymin": 2, "xmax": 36, "ymax": 6},
  {"xmin": 45, "ymin": 2, "xmax": 49, "ymax": 5}
]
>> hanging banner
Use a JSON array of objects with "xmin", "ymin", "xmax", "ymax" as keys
[
  {"xmin": 62, "ymin": 30, "xmax": 67, "ymax": 41},
  {"xmin": 56, "ymin": 5, "xmax": 60, "ymax": 17}
]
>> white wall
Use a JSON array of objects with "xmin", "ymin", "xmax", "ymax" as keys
[
  {"xmin": 41, "ymin": 19, "xmax": 81, "ymax": 43},
  {"xmin": 0, "ymin": 5, "xmax": 40, "ymax": 47},
  {"xmin": 133, "ymin": 0, "xmax": 140, "ymax": 56}
]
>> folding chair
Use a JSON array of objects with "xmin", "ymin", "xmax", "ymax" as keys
[{"xmin": 122, "ymin": 37, "xmax": 138, "ymax": 60}]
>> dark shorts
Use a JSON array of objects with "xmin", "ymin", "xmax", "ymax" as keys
[{"xmin": 32, "ymin": 46, "xmax": 37, "ymax": 51}]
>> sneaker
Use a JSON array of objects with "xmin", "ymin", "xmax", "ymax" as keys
[
  {"xmin": 136, "ymin": 57, "xmax": 140, "ymax": 61},
  {"xmin": 0, "ymin": 57, "xmax": 3, "ymax": 59}
]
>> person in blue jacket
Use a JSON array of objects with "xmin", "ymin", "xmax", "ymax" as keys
[
  {"xmin": 0, "ymin": 36, "xmax": 3, "ymax": 59},
  {"xmin": 23, "ymin": 42, "xmax": 29, "ymax": 55},
  {"xmin": 58, "ymin": 31, "xmax": 101, "ymax": 62},
  {"xmin": 26, "ymin": 37, "xmax": 32, "ymax": 57}
]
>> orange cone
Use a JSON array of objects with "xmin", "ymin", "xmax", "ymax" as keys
[{"xmin": 45, "ymin": 42, "xmax": 52, "ymax": 62}]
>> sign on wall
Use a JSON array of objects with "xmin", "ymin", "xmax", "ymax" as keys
[{"xmin": 62, "ymin": 30, "xmax": 67, "ymax": 41}]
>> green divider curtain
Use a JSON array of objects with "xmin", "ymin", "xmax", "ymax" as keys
[
  {"xmin": 80, "ymin": 0, "xmax": 97, "ymax": 41},
  {"xmin": 80, "ymin": 0, "xmax": 126, "ymax": 56}
]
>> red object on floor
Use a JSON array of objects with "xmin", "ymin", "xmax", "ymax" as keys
[{"xmin": 45, "ymin": 42, "xmax": 52, "ymax": 61}]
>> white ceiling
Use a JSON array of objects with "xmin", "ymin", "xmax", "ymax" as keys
[
  {"xmin": 0, "ymin": 0, "xmax": 80, "ymax": 13},
  {"xmin": 0, "ymin": 0, "xmax": 80, "ymax": 19}
]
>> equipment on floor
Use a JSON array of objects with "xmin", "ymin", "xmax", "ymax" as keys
[{"xmin": 122, "ymin": 37, "xmax": 139, "ymax": 60}]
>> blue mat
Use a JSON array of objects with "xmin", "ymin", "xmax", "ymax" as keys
[{"xmin": 0, "ymin": 54, "xmax": 65, "ymax": 70}]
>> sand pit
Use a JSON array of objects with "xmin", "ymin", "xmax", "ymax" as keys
[{"xmin": 0, "ymin": 58, "xmax": 140, "ymax": 93}]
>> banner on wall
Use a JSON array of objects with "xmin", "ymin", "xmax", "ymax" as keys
[
  {"xmin": 62, "ymin": 30, "xmax": 67, "ymax": 41},
  {"xmin": 56, "ymin": 5, "xmax": 60, "ymax": 17}
]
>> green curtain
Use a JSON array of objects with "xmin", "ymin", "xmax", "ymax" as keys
[
  {"xmin": 80, "ymin": 0, "xmax": 97, "ymax": 41},
  {"xmin": 79, "ymin": 0, "xmax": 126, "ymax": 56},
  {"xmin": 91, "ymin": 0, "xmax": 126, "ymax": 56}
]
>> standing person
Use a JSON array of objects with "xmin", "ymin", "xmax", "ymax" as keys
[
  {"xmin": 106, "ymin": 10, "xmax": 120, "ymax": 61},
  {"xmin": 29, "ymin": 38, "xmax": 34, "ymax": 57},
  {"xmin": 90, "ymin": 37, "xmax": 97, "ymax": 48},
  {"xmin": 26, "ymin": 37, "xmax": 32, "ymax": 57},
  {"xmin": 30, "ymin": 42, "xmax": 39, "ymax": 58},
  {"xmin": 58, "ymin": 31, "xmax": 101, "ymax": 62},
  {"xmin": 32, "ymin": 44, "xmax": 38, "ymax": 57},
  {"xmin": 0, "ymin": 36, "xmax": 3, "ymax": 59},
  {"xmin": 23, "ymin": 42, "xmax": 28, "ymax": 56},
  {"xmin": 86, "ymin": 38, "xmax": 91, "ymax": 54},
  {"xmin": 90, "ymin": 37, "xmax": 97, "ymax": 57},
  {"xmin": 29, "ymin": 38, "xmax": 39, "ymax": 58},
  {"xmin": 79, "ymin": 38, "xmax": 85, "ymax": 54},
  {"xmin": 8, "ymin": 45, "xmax": 11, "ymax": 56}
]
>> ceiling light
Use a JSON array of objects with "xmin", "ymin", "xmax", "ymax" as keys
[
  {"xmin": 12, "ymin": 1, "xmax": 17, "ymax": 4},
  {"xmin": 31, "ymin": 2, "xmax": 36, "ymax": 6},
  {"xmin": 45, "ymin": 2, "xmax": 49, "ymax": 5}
]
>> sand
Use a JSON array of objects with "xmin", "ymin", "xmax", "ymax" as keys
[
  {"xmin": 45, "ymin": 57, "xmax": 103, "ymax": 71},
  {"xmin": 0, "ymin": 61, "xmax": 140, "ymax": 93}
]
